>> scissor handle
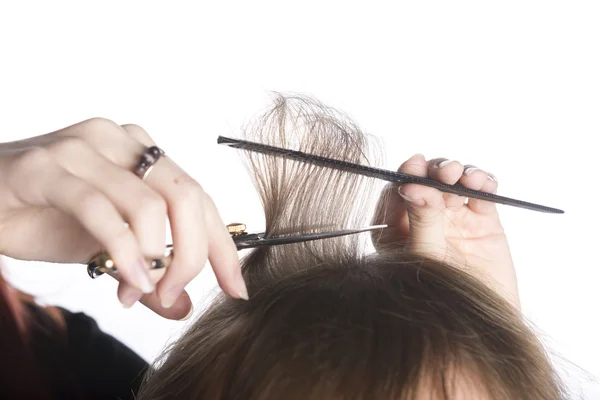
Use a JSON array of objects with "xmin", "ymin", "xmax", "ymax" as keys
[{"xmin": 86, "ymin": 245, "xmax": 174, "ymax": 279}]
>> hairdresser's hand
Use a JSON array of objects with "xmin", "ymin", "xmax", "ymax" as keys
[
  {"xmin": 372, "ymin": 155, "xmax": 519, "ymax": 309},
  {"xmin": 0, "ymin": 118, "xmax": 247, "ymax": 320}
]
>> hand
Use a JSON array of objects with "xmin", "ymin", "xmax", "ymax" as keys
[
  {"xmin": 0, "ymin": 118, "xmax": 247, "ymax": 319},
  {"xmin": 372, "ymin": 154, "xmax": 520, "ymax": 309}
]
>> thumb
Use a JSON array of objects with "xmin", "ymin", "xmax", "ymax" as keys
[{"xmin": 397, "ymin": 182, "xmax": 447, "ymax": 257}]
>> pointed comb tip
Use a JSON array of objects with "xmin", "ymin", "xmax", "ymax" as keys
[{"xmin": 217, "ymin": 136, "xmax": 236, "ymax": 145}]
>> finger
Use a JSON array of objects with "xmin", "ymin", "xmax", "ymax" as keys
[
  {"xmin": 118, "ymin": 283, "xmax": 144, "ymax": 308},
  {"xmin": 136, "ymin": 157, "xmax": 209, "ymax": 308},
  {"xmin": 121, "ymin": 124, "xmax": 156, "ymax": 147},
  {"xmin": 138, "ymin": 289, "xmax": 193, "ymax": 320},
  {"xmin": 427, "ymin": 158, "xmax": 466, "ymax": 211},
  {"xmin": 120, "ymin": 124, "xmax": 200, "ymax": 315},
  {"xmin": 396, "ymin": 155, "xmax": 447, "ymax": 256},
  {"xmin": 203, "ymin": 195, "xmax": 246, "ymax": 299},
  {"xmin": 50, "ymin": 137, "xmax": 167, "ymax": 260},
  {"xmin": 116, "ymin": 266, "xmax": 166, "ymax": 308},
  {"xmin": 158, "ymin": 172, "xmax": 208, "ymax": 309},
  {"xmin": 371, "ymin": 154, "xmax": 428, "ymax": 249},
  {"xmin": 393, "ymin": 153, "xmax": 430, "ymax": 231},
  {"xmin": 459, "ymin": 167, "xmax": 499, "ymax": 214},
  {"xmin": 119, "ymin": 125, "xmax": 209, "ymax": 307},
  {"xmin": 18, "ymin": 154, "xmax": 154, "ymax": 293},
  {"xmin": 371, "ymin": 182, "xmax": 410, "ymax": 250},
  {"xmin": 116, "ymin": 273, "xmax": 193, "ymax": 320}
]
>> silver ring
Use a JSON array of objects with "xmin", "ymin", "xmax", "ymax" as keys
[{"xmin": 134, "ymin": 146, "xmax": 165, "ymax": 180}]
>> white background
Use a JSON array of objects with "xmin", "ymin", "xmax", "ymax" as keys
[{"xmin": 1, "ymin": 1, "xmax": 598, "ymax": 397}]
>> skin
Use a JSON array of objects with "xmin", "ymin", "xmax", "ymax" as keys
[
  {"xmin": 417, "ymin": 366, "xmax": 492, "ymax": 400},
  {"xmin": 0, "ymin": 118, "xmax": 246, "ymax": 320},
  {"xmin": 373, "ymin": 155, "xmax": 520, "ymax": 310}
]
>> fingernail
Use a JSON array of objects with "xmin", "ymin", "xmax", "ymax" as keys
[
  {"xmin": 238, "ymin": 289, "xmax": 249, "ymax": 301},
  {"xmin": 437, "ymin": 159, "xmax": 455, "ymax": 168},
  {"xmin": 398, "ymin": 190, "xmax": 426, "ymax": 207},
  {"xmin": 121, "ymin": 291, "xmax": 141, "ymax": 309},
  {"xmin": 134, "ymin": 259, "xmax": 154, "ymax": 294},
  {"xmin": 487, "ymin": 173, "xmax": 498, "ymax": 182},
  {"xmin": 179, "ymin": 306, "xmax": 194, "ymax": 321},
  {"xmin": 161, "ymin": 284, "xmax": 185, "ymax": 309},
  {"xmin": 236, "ymin": 274, "xmax": 249, "ymax": 300},
  {"xmin": 463, "ymin": 167, "xmax": 480, "ymax": 176}
]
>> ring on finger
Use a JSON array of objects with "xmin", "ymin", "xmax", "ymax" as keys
[{"xmin": 134, "ymin": 146, "xmax": 165, "ymax": 180}]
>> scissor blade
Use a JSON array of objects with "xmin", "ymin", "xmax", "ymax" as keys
[
  {"xmin": 235, "ymin": 225, "xmax": 388, "ymax": 250},
  {"xmin": 218, "ymin": 136, "xmax": 564, "ymax": 214}
]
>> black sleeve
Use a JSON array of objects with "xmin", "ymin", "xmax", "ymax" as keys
[{"xmin": 58, "ymin": 308, "xmax": 150, "ymax": 400}]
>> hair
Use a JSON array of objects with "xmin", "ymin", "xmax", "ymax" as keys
[
  {"xmin": 138, "ymin": 94, "xmax": 567, "ymax": 399},
  {"xmin": 0, "ymin": 268, "xmax": 67, "ymax": 399}
]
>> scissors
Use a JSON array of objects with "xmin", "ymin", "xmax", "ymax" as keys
[
  {"xmin": 87, "ymin": 135, "xmax": 564, "ymax": 278},
  {"xmin": 86, "ymin": 223, "xmax": 387, "ymax": 278}
]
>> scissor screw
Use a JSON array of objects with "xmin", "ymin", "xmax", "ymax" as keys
[{"xmin": 226, "ymin": 223, "xmax": 247, "ymax": 236}]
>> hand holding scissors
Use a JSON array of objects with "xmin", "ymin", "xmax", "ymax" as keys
[{"xmin": 0, "ymin": 120, "xmax": 246, "ymax": 321}]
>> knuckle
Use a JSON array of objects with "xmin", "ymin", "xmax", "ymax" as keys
[
  {"xmin": 176, "ymin": 177, "xmax": 205, "ymax": 205},
  {"xmin": 136, "ymin": 193, "xmax": 168, "ymax": 219},
  {"xmin": 111, "ymin": 223, "xmax": 134, "ymax": 244},
  {"xmin": 121, "ymin": 123, "xmax": 147, "ymax": 136},
  {"xmin": 104, "ymin": 227, "xmax": 136, "ymax": 262},
  {"xmin": 48, "ymin": 137, "xmax": 88, "ymax": 158},
  {"xmin": 81, "ymin": 118, "xmax": 125, "ymax": 140},
  {"xmin": 77, "ymin": 189, "xmax": 109, "ymax": 216},
  {"xmin": 412, "ymin": 207, "xmax": 444, "ymax": 225},
  {"xmin": 18, "ymin": 146, "xmax": 53, "ymax": 165},
  {"xmin": 79, "ymin": 118, "xmax": 140, "ymax": 165},
  {"xmin": 85, "ymin": 117, "xmax": 121, "ymax": 130},
  {"xmin": 121, "ymin": 124, "xmax": 155, "ymax": 146},
  {"xmin": 177, "ymin": 245, "xmax": 208, "ymax": 275},
  {"xmin": 203, "ymin": 192, "xmax": 216, "ymax": 209},
  {"xmin": 179, "ymin": 261, "xmax": 205, "ymax": 282},
  {"xmin": 400, "ymin": 161, "xmax": 425, "ymax": 175},
  {"xmin": 409, "ymin": 217, "xmax": 436, "ymax": 230},
  {"xmin": 11, "ymin": 147, "xmax": 55, "ymax": 176}
]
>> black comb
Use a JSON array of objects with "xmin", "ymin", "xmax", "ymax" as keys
[{"xmin": 218, "ymin": 136, "xmax": 563, "ymax": 214}]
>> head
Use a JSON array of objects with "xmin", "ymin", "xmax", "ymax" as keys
[{"xmin": 138, "ymin": 95, "xmax": 565, "ymax": 399}]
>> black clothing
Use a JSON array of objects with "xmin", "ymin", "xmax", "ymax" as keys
[{"xmin": 29, "ymin": 304, "xmax": 149, "ymax": 400}]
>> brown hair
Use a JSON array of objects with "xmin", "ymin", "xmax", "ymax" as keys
[
  {"xmin": 0, "ymin": 269, "xmax": 67, "ymax": 399},
  {"xmin": 138, "ymin": 95, "xmax": 566, "ymax": 399}
]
